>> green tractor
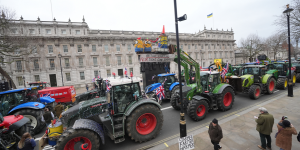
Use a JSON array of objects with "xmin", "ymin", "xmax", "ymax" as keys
[
  {"xmin": 170, "ymin": 47, "xmax": 235, "ymax": 121},
  {"xmin": 53, "ymin": 82, "xmax": 163, "ymax": 149},
  {"xmin": 229, "ymin": 65, "xmax": 276, "ymax": 99}
]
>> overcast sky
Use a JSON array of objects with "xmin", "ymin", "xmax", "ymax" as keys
[{"xmin": 1, "ymin": 0, "xmax": 291, "ymax": 46}]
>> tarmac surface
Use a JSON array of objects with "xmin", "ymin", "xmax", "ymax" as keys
[{"xmin": 34, "ymin": 83, "xmax": 300, "ymax": 150}]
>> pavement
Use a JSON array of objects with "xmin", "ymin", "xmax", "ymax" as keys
[{"xmin": 151, "ymin": 88, "xmax": 300, "ymax": 150}]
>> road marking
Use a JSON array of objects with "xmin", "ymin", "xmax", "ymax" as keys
[
  {"xmin": 235, "ymin": 114, "xmax": 240, "ymax": 116},
  {"xmin": 164, "ymin": 142, "xmax": 169, "ymax": 147},
  {"xmin": 274, "ymin": 90, "xmax": 279, "ymax": 93},
  {"xmin": 257, "ymin": 105, "xmax": 261, "ymax": 106},
  {"xmin": 161, "ymin": 106, "xmax": 172, "ymax": 110},
  {"xmin": 206, "ymin": 126, "xmax": 209, "ymax": 128}
]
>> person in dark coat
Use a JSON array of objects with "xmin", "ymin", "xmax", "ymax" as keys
[
  {"xmin": 255, "ymin": 107, "xmax": 274, "ymax": 150},
  {"xmin": 208, "ymin": 118, "xmax": 223, "ymax": 150},
  {"xmin": 276, "ymin": 120, "xmax": 297, "ymax": 150},
  {"xmin": 17, "ymin": 132, "xmax": 36, "ymax": 150},
  {"xmin": 41, "ymin": 108, "xmax": 54, "ymax": 127},
  {"xmin": 86, "ymin": 84, "xmax": 89, "ymax": 91},
  {"xmin": 54, "ymin": 102, "xmax": 64, "ymax": 117}
]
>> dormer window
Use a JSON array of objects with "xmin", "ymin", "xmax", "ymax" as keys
[
  {"xmin": 61, "ymin": 29, "xmax": 67, "ymax": 34},
  {"xmin": 46, "ymin": 29, "xmax": 51, "ymax": 34},
  {"xmin": 29, "ymin": 29, "xmax": 35, "ymax": 34},
  {"xmin": 76, "ymin": 30, "xmax": 81, "ymax": 35}
]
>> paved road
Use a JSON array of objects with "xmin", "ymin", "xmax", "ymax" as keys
[{"xmin": 34, "ymin": 83, "xmax": 299, "ymax": 150}]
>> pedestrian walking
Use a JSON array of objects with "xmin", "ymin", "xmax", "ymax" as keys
[
  {"xmin": 208, "ymin": 118, "xmax": 223, "ymax": 150},
  {"xmin": 41, "ymin": 108, "xmax": 54, "ymax": 127},
  {"xmin": 86, "ymin": 83, "xmax": 89, "ymax": 91},
  {"xmin": 255, "ymin": 107, "xmax": 274, "ymax": 150},
  {"xmin": 54, "ymin": 102, "xmax": 64, "ymax": 117},
  {"xmin": 17, "ymin": 132, "xmax": 36, "ymax": 150},
  {"xmin": 276, "ymin": 120, "xmax": 297, "ymax": 150}
]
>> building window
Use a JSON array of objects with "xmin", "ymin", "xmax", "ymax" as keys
[
  {"xmin": 32, "ymin": 47, "xmax": 37, "ymax": 53},
  {"xmin": 93, "ymin": 57, "xmax": 97, "ymax": 66},
  {"xmin": 61, "ymin": 29, "xmax": 66, "ymax": 34},
  {"xmin": 29, "ymin": 29, "xmax": 35, "ymax": 34},
  {"xmin": 201, "ymin": 44, "xmax": 203, "ymax": 49},
  {"xmin": 117, "ymin": 56, "xmax": 121, "ymax": 65},
  {"xmin": 208, "ymin": 44, "xmax": 210, "ymax": 49},
  {"xmin": 116, "ymin": 45, "xmax": 120, "ymax": 51},
  {"xmin": 16, "ymin": 61, "xmax": 22, "ymax": 70},
  {"xmin": 225, "ymin": 45, "xmax": 227, "ymax": 49},
  {"xmin": 223, "ymin": 35, "xmax": 226, "ymax": 38},
  {"xmin": 104, "ymin": 45, "xmax": 109, "ymax": 52},
  {"xmin": 48, "ymin": 45, "xmax": 53, "ymax": 53},
  {"xmin": 16, "ymin": 76, "xmax": 23, "ymax": 86},
  {"xmin": 229, "ymin": 36, "xmax": 231, "ymax": 39},
  {"xmin": 195, "ymin": 45, "xmax": 197, "ymax": 49},
  {"xmin": 214, "ymin": 45, "xmax": 216, "ymax": 49},
  {"xmin": 188, "ymin": 44, "xmax": 190, "ymax": 49},
  {"xmin": 34, "ymin": 75, "xmax": 40, "ymax": 82},
  {"xmin": 106, "ymin": 57, "xmax": 110, "ymax": 66},
  {"xmin": 92, "ymin": 45, "xmax": 96, "ymax": 52},
  {"xmin": 80, "ymin": 72, "xmax": 85, "ymax": 80},
  {"xmin": 46, "ymin": 29, "xmax": 51, "ymax": 34},
  {"xmin": 209, "ymin": 52, "xmax": 211, "ymax": 59},
  {"xmin": 180, "ymin": 45, "xmax": 183, "ymax": 49},
  {"xmin": 50, "ymin": 59, "xmax": 55, "ymax": 68},
  {"xmin": 11, "ymin": 28, "xmax": 17, "ymax": 34},
  {"xmin": 127, "ymin": 44, "xmax": 131, "ymax": 51},
  {"xmin": 107, "ymin": 69, "xmax": 111, "ymax": 77},
  {"xmin": 94, "ymin": 70, "xmax": 98, "ymax": 78},
  {"xmin": 65, "ymin": 58, "xmax": 70, "ymax": 67},
  {"xmin": 79, "ymin": 58, "xmax": 83, "ymax": 66},
  {"xmin": 77, "ymin": 45, "xmax": 82, "ymax": 52},
  {"xmin": 203, "ymin": 62, "xmax": 205, "ymax": 67},
  {"xmin": 214, "ymin": 52, "xmax": 217, "ymax": 58},
  {"xmin": 34, "ymin": 59, "xmax": 39, "ymax": 69},
  {"xmin": 76, "ymin": 30, "xmax": 80, "ymax": 35},
  {"xmin": 128, "ymin": 56, "xmax": 132, "ymax": 65},
  {"xmin": 220, "ymin": 52, "xmax": 223, "ymax": 57},
  {"xmin": 63, "ymin": 45, "xmax": 68, "ymax": 53},
  {"xmin": 229, "ymin": 44, "xmax": 232, "ymax": 49},
  {"xmin": 225, "ymin": 52, "xmax": 228, "ymax": 58},
  {"xmin": 130, "ymin": 68, "xmax": 133, "ymax": 74},
  {"xmin": 230, "ymin": 52, "xmax": 232, "ymax": 57},
  {"xmin": 66, "ymin": 73, "xmax": 71, "ymax": 81},
  {"xmin": 196, "ymin": 53, "xmax": 198, "ymax": 59}
]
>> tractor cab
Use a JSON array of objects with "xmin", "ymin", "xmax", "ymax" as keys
[
  {"xmin": 232, "ymin": 66, "xmax": 242, "ymax": 76},
  {"xmin": 241, "ymin": 65, "xmax": 267, "ymax": 83},
  {"xmin": 200, "ymin": 71, "xmax": 221, "ymax": 92},
  {"xmin": 157, "ymin": 74, "xmax": 176, "ymax": 92},
  {"xmin": 272, "ymin": 63, "xmax": 288, "ymax": 76},
  {"xmin": 29, "ymin": 82, "xmax": 49, "ymax": 90}
]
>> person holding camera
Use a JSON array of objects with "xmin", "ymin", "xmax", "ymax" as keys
[
  {"xmin": 255, "ymin": 107, "xmax": 274, "ymax": 150},
  {"xmin": 276, "ymin": 117, "xmax": 297, "ymax": 150}
]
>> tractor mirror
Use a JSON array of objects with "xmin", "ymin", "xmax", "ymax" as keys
[
  {"xmin": 0, "ymin": 113, "xmax": 3, "ymax": 123},
  {"xmin": 209, "ymin": 75, "xmax": 213, "ymax": 83},
  {"xmin": 106, "ymin": 92, "xmax": 111, "ymax": 103}
]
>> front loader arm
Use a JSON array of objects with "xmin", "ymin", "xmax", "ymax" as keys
[{"xmin": 174, "ymin": 57, "xmax": 190, "ymax": 84}]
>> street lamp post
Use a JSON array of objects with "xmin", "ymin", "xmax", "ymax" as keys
[
  {"xmin": 173, "ymin": 0, "xmax": 187, "ymax": 138},
  {"xmin": 283, "ymin": 4, "xmax": 294, "ymax": 97},
  {"xmin": 58, "ymin": 53, "xmax": 64, "ymax": 86}
]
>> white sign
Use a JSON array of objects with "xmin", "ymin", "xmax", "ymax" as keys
[
  {"xmin": 178, "ymin": 135, "xmax": 195, "ymax": 150},
  {"xmin": 139, "ymin": 54, "xmax": 175, "ymax": 62}
]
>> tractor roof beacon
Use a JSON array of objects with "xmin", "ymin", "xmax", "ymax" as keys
[{"xmin": 55, "ymin": 81, "xmax": 163, "ymax": 150}]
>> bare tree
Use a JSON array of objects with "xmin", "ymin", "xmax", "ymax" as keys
[
  {"xmin": 265, "ymin": 33, "xmax": 286, "ymax": 60},
  {"xmin": 239, "ymin": 34, "xmax": 265, "ymax": 62}
]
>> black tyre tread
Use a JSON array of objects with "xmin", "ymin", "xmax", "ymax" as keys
[
  {"xmin": 187, "ymin": 99, "xmax": 209, "ymax": 121},
  {"xmin": 55, "ymin": 129, "xmax": 100, "ymax": 150},
  {"xmin": 126, "ymin": 104, "xmax": 163, "ymax": 143},
  {"xmin": 171, "ymin": 86, "xmax": 179, "ymax": 95},
  {"xmin": 266, "ymin": 77, "xmax": 276, "ymax": 94},
  {"xmin": 248, "ymin": 85, "xmax": 260, "ymax": 100},
  {"xmin": 297, "ymin": 73, "xmax": 300, "ymax": 82},
  {"xmin": 13, "ymin": 109, "xmax": 44, "ymax": 135},
  {"xmin": 170, "ymin": 92, "xmax": 180, "ymax": 110},
  {"xmin": 217, "ymin": 87, "xmax": 235, "ymax": 111},
  {"xmin": 276, "ymin": 78, "xmax": 287, "ymax": 90}
]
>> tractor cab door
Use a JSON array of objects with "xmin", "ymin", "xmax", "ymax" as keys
[
  {"xmin": 164, "ymin": 76, "xmax": 175, "ymax": 92},
  {"xmin": 208, "ymin": 74, "xmax": 221, "ymax": 91},
  {"xmin": 200, "ymin": 74, "xmax": 209, "ymax": 91},
  {"xmin": 253, "ymin": 67, "xmax": 261, "ymax": 83}
]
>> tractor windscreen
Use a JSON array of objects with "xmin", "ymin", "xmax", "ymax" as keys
[
  {"xmin": 242, "ymin": 67, "xmax": 260, "ymax": 75},
  {"xmin": 25, "ymin": 89, "xmax": 39, "ymax": 101},
  {"xmin": 232, "ymin": 67, "xmax": 240, "ymax": 76}
]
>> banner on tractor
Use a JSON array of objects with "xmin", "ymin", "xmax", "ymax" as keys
[
  {"xmin": 140, "ymin": 54, "xmax": 175, "ymax": 62},
  {"xmin": 214, "ymin": 59, "xmax": 222, "ymax": 64}
]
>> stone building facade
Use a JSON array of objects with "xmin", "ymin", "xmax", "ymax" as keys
[{"xmin": 1, "ymin": 17, "xmax": 235, "ymax": 88}]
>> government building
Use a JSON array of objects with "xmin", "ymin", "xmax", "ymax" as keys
[{"xmin": 1, "ymin": 17, "xmax": 235, "ymax": 88}]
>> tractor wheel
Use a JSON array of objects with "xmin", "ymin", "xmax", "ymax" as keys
[
  {"xmin": 170, "ymin": 92, "xmax": 181, "ymax": 110},
  {"xmin": 249, "ymin": 85, "xmax": 261, "ymax": 100},
  {"xmin": 55, "ymin": 129, "xmax": 99, "ymax": 150},
  {"xmin": 171, "ymin": 85, "xmax": 179, "ymax": 96},
  {"xmin": 187, "ymin": 99, "xmax": 209, "ymax": 121},
  {"xmin": 297, "ymin": 73, "xmax": 300, "ymax": 82},
  {"xmin": 126, "ymin": 104, "xmax": 163, "ymax": 143},
  {"xmin": 292, "ymin": 73, "xmax": 297, "ymax": 86},
  {"xmin": 217, "ymin": 87, "xmax": 234, "ymax": 111},
  {"xmin": 13, "ymin": 109, "xmax": 45, "ymax": 135},
  {"xmin": 266, "ymin": 78, "xmax": 276, "ymax": 94},
  {"xmin": 276, "ymin": 78, "xmax": 288, "ymax": 90}
]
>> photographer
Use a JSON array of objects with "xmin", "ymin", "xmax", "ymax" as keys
[{"xmin": 276, "ymin": 117, "xmax": 297, "ymax": 150}]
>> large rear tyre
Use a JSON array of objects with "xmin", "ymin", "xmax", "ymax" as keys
[
  {"xmin": 13, "ymin": 109, "xmax": 45, "ymax": 135},
  {"xmin": 55, "ymin": 129, "xmax": 99, "ymax": 150},
  {"xmin": 292, "ymin": 73, "xmax": 296, "ymax": 86},
  {"xmin": 266, "ymin": 77, "xmax": 276, "ymax": 94},
  {"xmin": 170, "ymin": 92, "xmax": 181, "ymax": 110},
  {"xmin": 126, "ymin": 104, "xmax": 163, "ymax": 143},
  {"xmin": 171, "ymin": 85, "xmax": 179, "ymax": 97},
  {"xmin": 249, "ymin": 85, "xmax": 261, "ymax": 100},
  {"xmin": 217, "ymin": 87, "xmax": 234, "ymax": 111},
  {"xmin": 296, "ymin": 73, "xmax": 300, "ymax": 82},
  {"xmin": 276, "ymin": 78, "xmax": 288, "ymax": 90},
  {"xmin": 187, "ymin": 99, "xmax": 209, "ymax": 121}
]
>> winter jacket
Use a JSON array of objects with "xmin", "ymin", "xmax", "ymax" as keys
[
  {"xmin": 54, "ymin": 104, "xmax": 64, "ymax": 117},
  {"xmin": 255, "ymin": 112, "xmax": 274, "ymax": 135},
  {"xmin": 276, "ymin": 121, "xmax": 297, "ymax": 150},
  {"xmin": 208, "ymin": 122, "xmax": 223, "ymax": 142},
  {"xmin": 42, "ymin": 111, "xmax": 53, "ymax": 124},
  {"xmin": 17, "ymin": 138, "xmax": 36, "ymax": 150}
]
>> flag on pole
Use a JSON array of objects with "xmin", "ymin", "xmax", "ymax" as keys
[
  {"xmin": 92, "ymin": 78, "xmax": 95, "ymax": 82},
  {"xmin": 124, "ymin": 67, "xmax": 127, "ymax": 76},
  {"xmin": 106, "ymin": 79, "xmax": 110, "ymax": 92},
  {"xmin": 210, "ymin": 67, "xmax": 212, "ymax": 74},
  {"xmin": 156, "ymin": 85, "xmax": 165, "ymax": 100},
  {"xmin": 207, "ymin": 13, "xmax": 213, "ymax": 18},
  {"xmin": 130, "ymin": 71, "xmax": 133, "ymax": 77},
  {"xmin": 221, "ymin": 63, "xmax": 229, "ymax": 79},
  {"xmin": 98, "ymin": 75, "xmax": 100, "ymax": 78},
  {"xmin": 256, "ymin": 58, "xmax": 260, "ymax": 64}
]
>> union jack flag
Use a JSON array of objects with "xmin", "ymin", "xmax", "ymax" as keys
[
  {"xmin": 92, "ymin": 78, "xmax": 95, "ymax": 82},
  {"xmin": 124, "ymin": 67, "xmax": 127, "ymax": 76},
  {"xmin": 291, "ymin": 66, "xmax": 296, "ymax": 71},
  {"xmin": 98, "ymin": 75, "xmax": 100, "ymax": 78},
  {"xmin": 41, "ymin": 93, "xmax": 51, "ymax": 97},
  {"xmin": 256, "ymin": 58, "xmax": 260, "ymax": 64},
  {"xmin": 156, "ymin": 85, "xmax": 165, "ymax": 100},
  {"xmin": 106, "ymin": 79, "xmax": 110, "ymax": 92},
  {"xmin": 210, "ymin": 67, "xmax": 212, "ymax": 74},
  {"xmin": 221, "ymin": 63, "xmax": 229, "ymax": 79}
]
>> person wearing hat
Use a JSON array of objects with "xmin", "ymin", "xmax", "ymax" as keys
[
  {"xmin": 255, "ymin": 107, "xmax": 274, "ymax": 150},
  {"xmin": 276, "ymin": 119, "xmax": 297, "ymax": 150},
  {"xmin": 208, "ymin": 118, "xmax": 223, "ymax": 150}
]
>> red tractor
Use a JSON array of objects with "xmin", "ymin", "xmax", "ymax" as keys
[{"xmin": 0, "ymin": 113, "xmax": 29, "ymax": 150}]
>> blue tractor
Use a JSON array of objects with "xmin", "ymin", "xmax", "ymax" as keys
[
  {"xmin": 0, "ymin": 87, "xmax": 55, "ymax": 135},
  {"xmin": 145, "ymin": 73, "xmax": 181, "ymax": 104}
]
